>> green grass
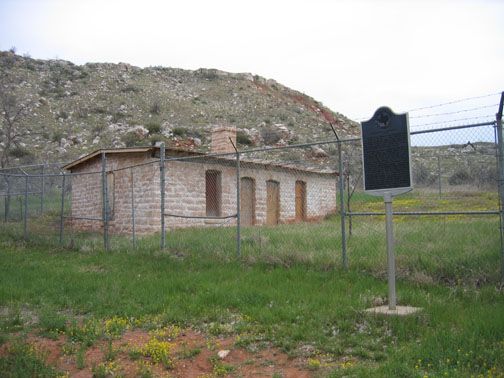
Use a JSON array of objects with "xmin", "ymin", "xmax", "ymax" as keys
[
  {"xmin": 0, "ymin": 191, "xmax": 503, "ymax": 376},
  {"xmin": 0, "ymin": 340, "xmax": 60, "ymax": 377}
]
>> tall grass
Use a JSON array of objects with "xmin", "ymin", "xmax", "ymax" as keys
[{"xmin": 0, "ymin": 191, "xmax": 503, "ymax": 376}]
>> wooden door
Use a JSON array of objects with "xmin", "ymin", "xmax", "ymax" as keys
[
  {"xmin": 295, "ymin": 180, "xmax": 306, "ymax": 222},
  {"xmin": 240, "ymin": 177, "xmax": 255, "ymax": 226},
  {"xmin": 266, "ymin": 180, "xmax": 280, "ymax": 225}
]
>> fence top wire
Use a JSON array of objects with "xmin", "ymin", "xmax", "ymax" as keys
[
  {"xmin": 351, "ymin": 92, "xmax": 501, "ymax": 121},
  {"xmin": 0, "ymin": 161, "xmax": 69, "ymax": 171},
  {"xmin": 409, "ymin": 121, "xmax": 496, "ymax": 136},
  {"xmin": 0, "ymin": 121, "xmax": 497, "ymax": 178}
]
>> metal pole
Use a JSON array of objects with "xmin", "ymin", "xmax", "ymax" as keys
[
  {"xmin": 23, "ymin": 172, "xmax": 28, "ymax": 240},
  {"xmin": 496, "ymin": 91, "xmax": 504, "ymax": 282},
  {"xmin": 236, "ymin": 151, "xmax": 241, "ymax": 258},
  {"xmin": 338, "ymin": 142, "xmax": 348, "ymax": 269},
  {"xmin": 101, "ymin": 152, "xmax": 110, "ymax": 251},
  {"xmin": 59, "ymin": 173, "xmax": 66, "ymax": 244},
  {"xmin": 384, "ymin": 192, "xmax": 397, "ymax": 310},
  {"xmin": 4, "ymin": 176, "xmax": 10, "ymax": 221},
  {"xmin": 41, "ymin": 164, "xmax": 45, "ymax": 215},
  {"xmin": 159, "ymin": 143, "xmax": 166, "ymax": 250},
  {"xmin": 437, "ymin": 156, "xmax": 442, "ymax": 198},
  {"xmin": 130, "ymin": 168, "xmax": 136, "ymax": 248}
]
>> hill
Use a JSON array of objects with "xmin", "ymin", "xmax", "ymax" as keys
[{"xmin": 0, "ymin": 50, "xmax": 358, "ymax": 167}]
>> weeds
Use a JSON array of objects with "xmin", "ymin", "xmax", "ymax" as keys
[
  {"xmin": 209, "ymin": 355, "xmax": 235, "ymax": 376},
  {"xmin": 92, "ymin": 361, "xmax": 121, "ymax": 377},
  {"xmin": 104, "ymin": 316, "xmax": 129, "ymax": 338},
  {"xmin": 76, "ymin": 345, "xmax": 86, "ymax": 369},
  {"xmin": 67, "ymin": 318, "xmax": 102, "ymax": 347},
  {"xmin": 0, "ymin": 191, "xmax": 503, "ymax": 376},
  {"xmin": 136, "ymin": 360, "xmax": 154, "ymax": 378},
  {"xmin": 0, "ymin": 341, "xmax": 60, "ymax": 376},
  {"xmin": 141, "ymin": 337, "xmax": 174, "ymax": 368},
  {"xmin": 38, "ymin": 309, "xmax": 66, "ymax": 339}
]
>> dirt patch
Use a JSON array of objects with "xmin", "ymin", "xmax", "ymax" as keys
[{"xmin": 1, "ymin": 327, "xmax": 314, "ymax": 377}]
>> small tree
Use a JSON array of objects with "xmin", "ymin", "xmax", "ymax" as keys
[
  {"xmin": 0, "ymin": 75, "xmax": 36, "ymax": 168},
  {"xmin": 342, "ymin": 143, "xmax": 363, "ymax": 236}
]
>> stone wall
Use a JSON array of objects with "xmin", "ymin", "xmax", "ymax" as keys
[
  {"xmin": 70, "ymin": 151, "xmax": 160, "ymax": 234},
  {"xmin": 69, "ymin": 152, "xmax": 337, "ymax": 234}
]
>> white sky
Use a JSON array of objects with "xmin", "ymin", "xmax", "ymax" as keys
[{"xmin": 1, "ymin": 0, "xmax": 503, "ymax": 125}]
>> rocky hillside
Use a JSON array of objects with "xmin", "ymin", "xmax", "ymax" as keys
[{"xmin": 0, "ymin": 50, "xmax": 358, "ymax": 167}]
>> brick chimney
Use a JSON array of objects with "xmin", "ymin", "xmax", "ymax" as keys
[{"xmin": 211, "ymin": 126, "xmax": 237, "ymax": 154}]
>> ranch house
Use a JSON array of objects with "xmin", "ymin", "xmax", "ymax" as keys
[{"xmin": 63, "ymin": 127, "xmax": 337, "ymax": 234}]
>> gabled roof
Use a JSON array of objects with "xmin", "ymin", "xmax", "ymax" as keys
[
  {"xmin": 61, "ymin": 146, "xmax": 201, "ymax": 170},
  {"xmin": 62, "ymin": 146, "xmax": 337, "ymax": 176}
]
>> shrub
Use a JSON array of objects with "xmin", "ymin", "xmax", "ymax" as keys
[
  {"xmin": 199, "ymin": 69, "xmax": 219, "ymax": 80},
  {"xmin": 261, "ymin": 126, "xmax": 282, "ymax": 145},
  {"xmin": 51, "ymin": 131, "xmax": 63, "ymax": 143},
  {"xmin": 121, "ymin": 85, "xmax": 141, "ymax": 93},
  {"xmin": 146, "ymin": 122, "xmax": 161, "ymax": 134},
  {"xmin": 9, "ymin": 147, "xmax": 32, "ymax": 159},
  {"xmin": 470, "ymin": 164, "xmax": 497, "ymax": 188},
  {"xmin": 150, "ymin": 102, "xmax": 161, "ymax": 115},
  {"xmin": 122, "ymin": 132, "xmax": 141, "ymax": 147},
  {"xmin": 413, "ymin": 162, "xmax": 436, "ymax": 186},
  {"xmin": 172, "ymin": 127, "xmax": 187, "ymax": 137},
  {"xmin": 237, "ymin": 131, "xmax": 252, "ymax": 145},
  {"xmin": 56, "ymin": 110, "xmax": 69, "ymax": 120},
  {"xmin": 92, "ymin": 107, "xmax": 107, "ymax": 115},
  {"xmin": 448, "ymin": 168, "xmax": 473, "ymax": 185}
]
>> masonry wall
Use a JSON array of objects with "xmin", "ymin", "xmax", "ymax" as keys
[
  {"xmin": 70, "ymin": 152, "xmax": 160, "ymax": 234},
  {"xmin": 69, "ymin": 154, "xmax": 337, "ymax": 235},
  {"xmin": 164, "ymin": 158, "xmax": 337, "ymax": 228}
]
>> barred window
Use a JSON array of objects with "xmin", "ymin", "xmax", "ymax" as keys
[{"xmin": 206, "ymin": 170, "xmax": 222, "ymax": 217}]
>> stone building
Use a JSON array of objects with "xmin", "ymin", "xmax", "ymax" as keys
[{"xmin": 63, "ymin": 127, "xmax": 337, "ymax": 234}]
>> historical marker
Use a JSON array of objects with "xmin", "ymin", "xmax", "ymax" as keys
[
  {"xmin": 361, "ymin": 107, "xmax": 412, "ymax": 195},
  {"xmin": 361, "ymin": 107, "xmax": 418, "ymax": 314}
]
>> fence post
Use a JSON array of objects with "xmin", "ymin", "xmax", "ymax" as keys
[
  {"xmin": 496, "ymin": 91, "xmax": 504, "ymax": 282},
  {"xmin": 20, "ymin": 169, "xmax": 29, "ymax": 240},
  {"xmin": 437, "ymin": 155, "xmax": 442, "ymax": 198},
  {"xmin": 59, "ymin": 172, "xmax": 66, "ymax": 244},
  {"xmin": 236, "ymin": 151, "xmax": 241, "ymax": 258},
  {"xmin": 384, "ymin": 192, "xmax": 397, "ymax": 310},
  {"xmin": 101, "ymin": 152, "xmax": 110, "ymax": 251},
  {"xmin": 3, "ymin": 175, "xmax": 10, "ymax": 221},
  {"xmin": 159, "ymin": 143, "xmax": 166, "ymax": 250},
  {"xmin": 40, "ymin": 164, "xmax": 45, "ymax": 215},
  {"xmin": 338, "ymin": 141, "xmax": 348, "ymax": 269},
  {"xmin": 131, "ymin": 168, "xmax": 136, "ymax": 248}
]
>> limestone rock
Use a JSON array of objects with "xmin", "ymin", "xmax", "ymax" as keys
[{"xmin": 311, "ymin": 146, "xmax": 329, "ymax": 158}]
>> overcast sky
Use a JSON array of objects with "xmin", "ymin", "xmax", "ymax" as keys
[{"xmin": 1, "ymin": 0, "xmax": 503, "ymax": 126}]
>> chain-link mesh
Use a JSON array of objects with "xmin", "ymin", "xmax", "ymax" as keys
[
  {"xmin": 0, "ymin": 122, "xmax": 501, "ymax": 281},
  {"xmin": 237, "ymin": 142, "xmax": 340, "ymax": 264},
  {"xmin": 345, "ymin": 122, "xmax": 501, "ymax": 282}
]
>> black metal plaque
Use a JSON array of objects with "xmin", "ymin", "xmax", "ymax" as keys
[{"xmin": 361, "ymin": 107, "xmax": 412, "ymax": 193}]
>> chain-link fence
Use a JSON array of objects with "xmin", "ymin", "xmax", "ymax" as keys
[
  {"xmin": 343, "ymin": 121, "xmax": 501, "ymax": 283},
  {"xmin": 0, "ymin": 121, "xmax": 502, "ymax": 281}
]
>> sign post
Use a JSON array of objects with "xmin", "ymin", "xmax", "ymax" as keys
[{"xmin": 361, "ymin": 107, "xmax": 419, "ymax": 315}]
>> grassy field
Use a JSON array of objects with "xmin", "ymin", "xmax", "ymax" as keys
[{"xmin": 0, "ymin": 191, "xmax": 503, "ymax": 377}]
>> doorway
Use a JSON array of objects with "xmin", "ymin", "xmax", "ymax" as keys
[
  {"xmin": 240, "ymin": 177, "xmax": 255, "ymax": 226},
  {"xmin": 266, "ymin": 180, "xmax": 280, "ymax": 225},
  {"xmin": 295, "ymin": 180, "xmax": 306, "ymax": 222}
]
